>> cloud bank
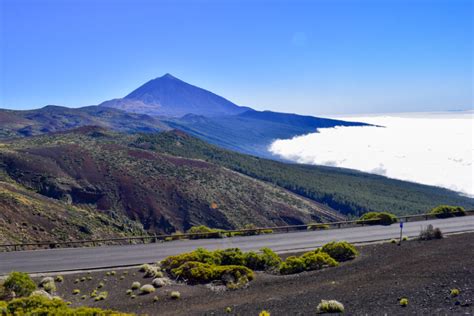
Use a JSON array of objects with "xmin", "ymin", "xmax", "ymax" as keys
[{"xmin": 269, "ymin": 112, "xmax": 473, "ymax": 196}]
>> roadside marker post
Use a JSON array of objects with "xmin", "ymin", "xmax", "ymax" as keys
[{"xmin": 398, "ymin": 220, "xmax": 404, "ymax": 246}]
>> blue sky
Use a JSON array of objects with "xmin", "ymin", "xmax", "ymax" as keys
[{"xmin": 0, "ymin": 0, "xmax": 472, "ymax": 115}]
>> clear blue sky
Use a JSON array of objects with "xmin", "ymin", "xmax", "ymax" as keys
[{"xmin": 0, "ymin": 0, "xmax": 472, "ymax": 115}]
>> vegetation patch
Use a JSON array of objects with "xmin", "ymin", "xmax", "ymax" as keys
[
  {"xmin": 3, "ymin": 272, "xmax": 36, "ymax": 298},
  {"xmin": 419, "ymin": 225, "xmax": 443, "ymax": 240},
  {"xmin": 279, "ymin": 251, "xmax": 338, "ymax": 275},
  {"xmin": 358, "ymin": 212, "xmax": 397, "ymax": 226},
  {"xmin": 171, "ymin": 262, "xmax": 254, "ymax": 288},
  {"xmin": 0, "ymin": 295, "xmax": 130, "ymax": 315},
  {"xmin": 321, "ymin": 241, "xmax": 358, "ymax": 262},
  {"xmin": 316, "ymin": 299, "xmax": 345, "ymax": 313},
  {"xmin": 187, "ymin": 225, "xmax": 225, "ymax": 239},
  {"xmin": 399, "ymin": 298, "xmax": 409, "ymax": 307},
  {"xmin": 429, "ymin": 205, "xmax": 466, "ymax": 218},
  {"xmin": 170, "ymin": 291, "xmax": 181, "ymax": 299}
]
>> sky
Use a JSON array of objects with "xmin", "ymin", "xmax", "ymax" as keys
[{"xmin": 0, "ymin": 0, "xmax": 472, "ymax": 115}]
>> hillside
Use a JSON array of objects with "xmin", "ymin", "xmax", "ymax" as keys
[
  {"xmin": 0, "ymin": 127, "xmax": 343, "ymax": 241},
  {"xmin": 100, "ymin": 74, "xmax": 250, "ymax": 117},
  {"xmin": 0, "ymin": 181, "xmax": 146, "ymax": 244},
  {"xmin": 166, "ymin": 111, "xmax": 367, "ymax": 157},
  {"xmin": 130, "ymin": 131, "xmax": 474, "ymax": 216},
  {"xmin": 0, "ymin": 105, "xmax": 170, "ymax": 138}
]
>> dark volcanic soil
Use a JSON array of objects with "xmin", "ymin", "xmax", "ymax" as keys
[{"xmin": 51, "ymin": 233, "xmax": 474, "ymax": 315}]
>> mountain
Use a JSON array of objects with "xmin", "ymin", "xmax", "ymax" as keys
[
  {"xmin": 99, "ymin": 73, "xmax": 251, "ymax": 117},
  {"xmin": 0, "ymin": 105, "xmax": 170, "ymax": 138},
  {"xmin": 0, "ymin": 127, "xmax": 344, "ymax": 242}
]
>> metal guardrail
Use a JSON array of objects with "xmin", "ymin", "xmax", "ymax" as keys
[{"xmin": 1, "ymin": 210, "xmax": 472, "ymax": 252}]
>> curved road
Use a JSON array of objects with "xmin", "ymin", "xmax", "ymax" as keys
[{"xmin": 1, "ymin": 216, "xmax": 472, "ymax": 274}]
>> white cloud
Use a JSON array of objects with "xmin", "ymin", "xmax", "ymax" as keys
[{"xmin": 269, "ymin": 112, "xmax": 474, "ymax": 196}]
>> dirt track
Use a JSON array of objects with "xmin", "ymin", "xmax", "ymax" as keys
[{"xmin": 52, "ymin": 233, "xmax": 474, "ymax": 315}]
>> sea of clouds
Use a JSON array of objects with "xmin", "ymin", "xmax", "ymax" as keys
[{"xmin": 269, "ymin": 112, "xmax": 473, "ymax": 196}]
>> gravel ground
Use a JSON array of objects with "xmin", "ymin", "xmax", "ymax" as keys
[{"xmin": 47, "ymin": 233, "xmax": 474, "ymax": 315}]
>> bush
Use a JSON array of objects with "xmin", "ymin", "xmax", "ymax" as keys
[
  {"xmin": 450, "ymin": 288, "xmax": 460, "ymax": 297},
  {"xmin": 4, "ymin": 272, "xmax": 36, "ymax": 297},
  {"xmin": 170, "ymin": 291, "xmax": 180, "ymax": 299},
  {"xmin": 131, "ymin": 282, "xmax": 141, "ymax": 290},
  {"xmin": 358, "ymin": 212, "xmax": 397, "ymax": 225},
  {"xmin": 152, "ymin": 277, "xmax": 171, "ymax": 288},
  {"xmin": 171, "ymin": 262, "xmax": 254, "ymax": 287},
  {"xmin": 140, "ymin": 284, "xmax": 155, "ymax": 294},
  {"xmin": 187, "ymin": 225, "xmax": 225, "ymax": 239},
  {"xmin": 94, "ymin": 291, "xmax": 108, "ymax": 301},
  {"xmin": 419, "ymin": 225, "xmax": 443, "ymax": 240},
  {"xmin": 2, "ymin": 295, "xmax": 129, "ymax": 315},
  {"xmin": 399, "ymin": 298, "xmax": 408, "ymax": 307},
  {"xmin": 279, "ymin": 251, "xmax": 338, "ymax": 275},
  {"xmin": 279, "ymin": 256, "xmax": 306, "ymax": 275},
  {"xmin": 259, "ymin": 311, "xmax": 270, "ymax": 316},
  {"xmin": 307, "ymin": 223, "xmax": 330, "ymax": 230},
  {"xmin": 321, "ymin": 241, "xmax": 358, "ymax": 262},
  {"xmin": 161, "ymin": 247, "xmax": 281, "ymax": 272},
  {"xmin": 302, "ymin": 252, "xmax": 338, "ymax": 271},
  {"xmin": 244, "ymin": 248, "xmax": 281, "ymax": 271},
  {"xmin": 54, "ymin": 276, "xmax": 63, "ymax": 283},
  {"xmin": 430, "ymin": 205, "xmax": 466, "ymax": 218},
  {"xmin": 126, "ymin": 289, "xmax": 132, "ymax": 295},
  {"xmin": 316, "ymin": 299, "xmax": 345, "ymax": 313},
  {"xmin": 72, "ymin": 289, "xmax": 80, "ymax": 295}
]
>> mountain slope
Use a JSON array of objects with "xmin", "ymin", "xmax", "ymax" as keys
[
  {"xmin": 166, "ymin": 111, "xmax": 368, "ymax": 157},
  {"xmin": 0, "ymin": 105, "xmax": 170, "ymax": 138},
  {"xmin": 130, "ymin": 131, "xmax": 474, "ymax": 217},
  {"xmin": 0, "ymin": 180, "xmax": 146, "ymax": 244},
  {"xmin": 0, "ymin": 127, "xmax": 344, "ymax": 237},
  {"xmin": 100, "ymin": 74, "xmax": 250, "ymax": 117}
]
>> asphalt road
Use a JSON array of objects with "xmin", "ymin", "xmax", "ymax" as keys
[{"xmin": 1, "ymin": 216, "xmax": 472, "ymax": 274}]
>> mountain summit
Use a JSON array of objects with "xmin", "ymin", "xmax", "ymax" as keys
[{"xmin": 99, "ymin": 73, "xmax": 250, "ymax": 117}]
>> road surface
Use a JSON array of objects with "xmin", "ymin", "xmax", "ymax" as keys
[{"xmin": 1, "ymin": 216, "xmax": 472, "ymax": 274}]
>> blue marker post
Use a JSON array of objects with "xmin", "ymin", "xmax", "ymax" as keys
[{"xmin": 398, "ymin": 220, "xmax": 404, "ymax": 246}]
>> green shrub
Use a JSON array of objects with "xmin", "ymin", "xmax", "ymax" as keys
[
  {"xmin": 307, "ymin": 223, "xmax": 330, "ymax": 230},
  {"xmin": 225, "ymin": 306, "xmax": 232, "ymax": 313},
  {"xmin": 187, "ymin": 225, "xmax": 224, "ymax": 239},
  {"xmin": 450, "ymin": 288, "xmax": 460, "ymax": 297},
  {"xmin": 321, "ymin": 241, "xmax": 358, "ymax": 262},
  {"xmin": 3, "ymin": 272, "xmax": 36, "ymax": 297},
  {"xmin": 3, "ymin": 295, "xmax": 130, "ymax": 315},
  {"xmin": 170, "ymin": 291, "xmax": 180, "ymax": 299},
  {"xmin": 131, "ymin": 282, "xmax": 141, "ymax": 290},
  {"xmin": 171, "ymin": 262, "xmax": 254, "ymax": 287},
  {"xmin": 358, "ymin": 212, "xmax": 397, "ymax": 225},
  {"xmin": 126, "ymin": 289, "xmax": 132, "ymax": 295},
  {"xmin": 244, "ymin": 248, "xmax": 281, "ymax": 271},
  {"xmin": 399, "ymin": 298, "xmax": 408, "ymax": 307},
  {"xmin": 54, "ymin": 276, "xmax": 63, "ymax": 283},
  {"xmin": 153, "ymin": 295, "xmax": 159, "ymax": 302},
  {"xmin": 81, "ymin": 295, "xmax": 86, "ymax": 300},
  {"xmin": 390, "ymin": 239, "xmax": 397, "ymax": 244},
  {"xmin": 302, "ymin": 252, "xmax": 338, "ymax": 270},
  {"xmin": 419, "ymin": 225, "xmax": 443, "ymax": 240},
  {"xmin": 279, "ymin": 256, "xmax": 306, "ymax": 275},
  {"xmin": 259, "ymin": 311, "xmax": 270, "ymax": 316},
  {"xmin": 94, "ymin": 291, "xmax": 108, "ymax": 301},
  {"xmin": 162, "ymin": 247, "xmax": 281, "ymax": 272},
  {"xmin": 140, "ymin": 284, "xmax": 155, "ymax": 294},
  {"xmin": 72, "ymin": 289, "xmax": 80, "ymax": 295},
  {"xmin": 131, "ymin": 294, "xmax": 136, "ymax": 299},
  {"xmin": 402, "ymin": 236, "xmax": 408, "ymax": 241},
  {"xmin": 430, "ymin": 205, "xmax": 466, "ymax": 218},
  {"xmin": 316, "ymin": 300, "xmax": 344, "ymax": 313}
]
